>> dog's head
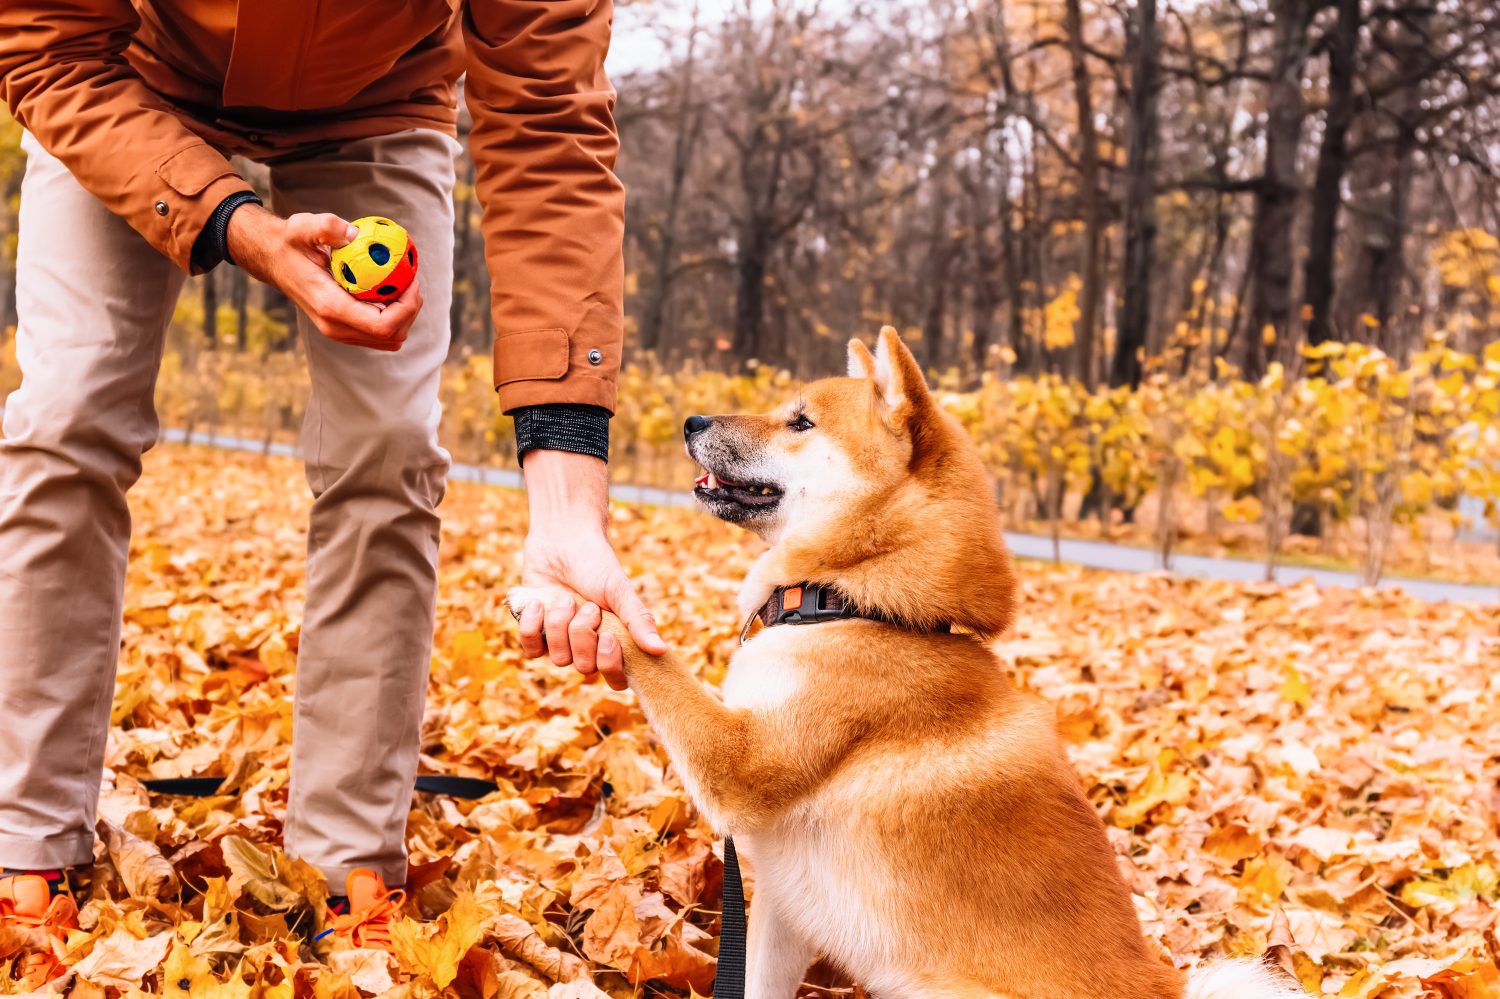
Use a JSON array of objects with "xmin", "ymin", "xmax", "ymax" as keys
[{"xmin": 685, "ymin": 327, "xmax": 1016, "ymax": 638}]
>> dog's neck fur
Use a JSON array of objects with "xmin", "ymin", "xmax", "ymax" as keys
[{"xmin": 738, "ymin": 409, "xmax": 1017, "ymax": 639}]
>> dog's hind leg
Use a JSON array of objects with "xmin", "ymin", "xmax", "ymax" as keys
[{"xmin": 746, "ymin": 895, "xmax": 816, "ymax": 999}]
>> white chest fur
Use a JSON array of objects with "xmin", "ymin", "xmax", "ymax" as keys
[{"xmin": 721, "ymin": 628, "xmax": 808, "ymax": 712}]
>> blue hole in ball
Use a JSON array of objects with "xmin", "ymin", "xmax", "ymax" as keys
[
  {"xmin": 340, "ymin": 263, "xmax": 357, "ymax": 285},
  {"xmin": 377, "ymin": 284, "xmax": 399, "ymax": 297},
  {"xmin": 407, "ymin": 248, "xmax": 415, "ymax": 266},
  {"xmin": 369, "ymin": 242, "xmax": 390, "ymax": 267}
]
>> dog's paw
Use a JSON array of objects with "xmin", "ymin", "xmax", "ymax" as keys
[{"xmin": 504, "ymin": 585, "xmax": 571, "ymax": 621}]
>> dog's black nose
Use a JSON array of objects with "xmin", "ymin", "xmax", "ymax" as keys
[{"xmin": 684, "ymin": 415, "xmax": 712, "ymax": 439}]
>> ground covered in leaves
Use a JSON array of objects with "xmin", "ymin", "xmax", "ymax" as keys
[{"xmin": 6, "ymin": 446, "xmax": 1497, "ymax": 998}]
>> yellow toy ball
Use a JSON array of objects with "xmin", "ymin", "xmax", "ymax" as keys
[{"xmin": 329, "ymin": 216, "xmax": 419, "ymax": 303}]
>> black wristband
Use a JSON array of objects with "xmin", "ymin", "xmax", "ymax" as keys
[
  {"xmin": 513, "ymin": 405, "xmax": 610, "ymax": 464},
  {"xmin": 191, "ymin": 191, "xmax": 263, "ymax": 271}
]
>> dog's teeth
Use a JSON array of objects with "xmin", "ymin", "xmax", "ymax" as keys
[{"xmin": 707, "ymin": 472, "xmax": 719, "ymax": 490}]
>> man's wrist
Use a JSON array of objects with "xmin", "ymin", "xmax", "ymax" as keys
[
  {"xmin": 225, "ymin": 203, "xmax": 279, "ymax": 281},
  {"xmin": 522, "ymin": 448, "xmax": 610, "ymax": 534}
]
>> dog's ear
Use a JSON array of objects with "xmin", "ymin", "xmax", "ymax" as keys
[
  {"xmin": 847, "ymin": 338, "xmax": 878, "ymax": 380},
  {"xmin": 872, "ymin": 325, "xmax": 931, "ymax": 412}
]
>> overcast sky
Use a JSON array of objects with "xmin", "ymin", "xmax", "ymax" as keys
[
  {"xmin": 610, "ymin": 0, "xmax": 880, "ymax": 77},
  {"xmin": 609, "ymin": 1, "xmax": 707, "ymax": 76}
]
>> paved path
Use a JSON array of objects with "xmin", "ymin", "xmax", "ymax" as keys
[
  {"xmin": 1002, "ymin": 533, "xmax": 1497, "ymax": 604},
  {"xmin": 154, "ymin": 428, "xmax": 1498, "ymax": 605}
]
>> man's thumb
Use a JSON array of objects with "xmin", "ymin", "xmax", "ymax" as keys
[
  {"xmin": 305, "ymin": 213, "xmax": 358, "ymax": 248},
  {"xmin": 609, "ymin": 575, "xmax": 666, "ymax": 656}
]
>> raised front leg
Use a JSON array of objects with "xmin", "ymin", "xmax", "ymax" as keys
[{"xmin": 507, "ymin": 589, "xmax": 829, "ymax": 832}]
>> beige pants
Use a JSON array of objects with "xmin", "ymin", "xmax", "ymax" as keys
[{"xmin": 0, "ymin": 128, "xmax": 458, "ymax": 887}]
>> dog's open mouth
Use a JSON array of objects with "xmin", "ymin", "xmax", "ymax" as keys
[{"xmin": 693, "ymin": 469, "xmax": 783, "ymax": 511}]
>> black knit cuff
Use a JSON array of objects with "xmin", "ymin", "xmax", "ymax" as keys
[
  {"xmin": 513, "ymin": 405, "xmax": 610, "ymax": 464},
  {"xmin": 190, "ymin": 191, "xmax": 263, "ymax": 271}
]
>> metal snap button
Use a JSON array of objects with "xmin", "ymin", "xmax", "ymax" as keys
[
  {"xmin": 587, "ymin": 349, "xmax": 603, "ymax": 365},
  {"xmin": 154, "ymin": 200, "xmax": 169, "ymax": 216}
]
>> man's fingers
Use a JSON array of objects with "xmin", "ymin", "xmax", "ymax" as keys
[
  {"xmin": 569, "ymin": 603, "xmax": 602, "ymax": 676},
  {"xmin": 518, "ymin": 600, "xmax": 546, "ymax": 658},
  {"xmin": 342, "ymin": 278, "xmax": 420, "ymax": 349},
  {"xmin": 544, "ymin": 593, "xmax": 576, "ymax": 667},
  {"xmin": 607, "ymin": 573, "xmax": 666, "ymax": 656},
  {"xmin": 597, "ymin": 631, "xmax": 628, "ymax": 691},
  {"xmin": 312, "ymin": 285, "xmax": 381, "ymax": 331}
]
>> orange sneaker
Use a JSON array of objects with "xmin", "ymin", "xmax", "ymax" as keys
[
  {"xmin": 0, "ymin": 871, "xmax": 77, "ymax": 986},
  {"xmin": 316, "ymin": 869, "xmax": 405, "ymax": 951}
]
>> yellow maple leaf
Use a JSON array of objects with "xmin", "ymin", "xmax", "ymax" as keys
[
  {"xmin": 1278, "ymin": 665, "xmax": 1311, "ymax": 707},
  {"xmin": 1400, "ymin": 864, "xmax": 1498, "ymax": 915},
  {"xmin": 389, "ymin": 890, "xmax": 490, "ymax": 989},
  {"xmin": 1112, "ymin": 753, "xmax": 1195, "ymax": 828}
]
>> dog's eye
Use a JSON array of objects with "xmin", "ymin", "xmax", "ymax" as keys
[{"xmin": 787, "ymin": 413, "xmax": 815, "ymax": 433}]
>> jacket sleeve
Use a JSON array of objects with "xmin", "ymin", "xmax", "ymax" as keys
[
  {"xmin": 0, "ymin": 1, "xmax": 254, "ymax": 273},
  {"xmin": 464, "ymin": 0, "xmax": 626, "ymax": 414}
]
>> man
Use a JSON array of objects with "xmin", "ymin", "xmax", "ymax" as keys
[{"xmin": 0, "ymin": 0, "xmax": 664, "ymax": 975}]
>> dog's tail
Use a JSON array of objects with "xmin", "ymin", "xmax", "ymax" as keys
[{"xmin": 1184, "ymin": 959, "xmax": 1306, "ymax": 998}]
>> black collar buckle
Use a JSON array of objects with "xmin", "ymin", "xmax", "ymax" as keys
[{"xmin": 741, "ymin": 582, "xmax": 865, "ymax": 643}]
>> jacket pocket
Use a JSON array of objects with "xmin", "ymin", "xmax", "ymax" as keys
[
  {"xmin": 157, "ymin": 143, "xmax": 237, "ymax": 196},
  {"xmin": 495, "ymin": 328, "xmax": 570, "ymax": 385}
]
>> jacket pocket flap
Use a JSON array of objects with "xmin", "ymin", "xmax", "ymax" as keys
[
  {"xmin": 157, "ymin": 144, "xmax": 237, "ymax": 197},
  {"xmin": 495, "ymin": 327, "xmax": 569, "ymax": 385}
]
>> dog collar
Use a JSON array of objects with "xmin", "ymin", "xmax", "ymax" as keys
[{"xmin": 739, "ymin": 583, "xmax": 948, "ymax": 643}]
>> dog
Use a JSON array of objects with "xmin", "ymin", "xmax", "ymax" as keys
[{"xmin": 511, "ymin": 328, "xmax": 1302, "ymax": 998}]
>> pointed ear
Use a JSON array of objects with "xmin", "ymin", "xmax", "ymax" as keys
[
  {"xmin": 872, "ymin": 325, "xmax": 931, "ymax": 411},
  {"xmin": 847, "ymin": 338, "xmax": 877, "ymax": 380}
]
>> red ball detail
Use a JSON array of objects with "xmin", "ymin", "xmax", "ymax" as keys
[{"xmin": 352, "ymin": 234, "xmax": 420, "ymax": 303}]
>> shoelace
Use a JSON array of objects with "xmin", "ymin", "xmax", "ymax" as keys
[{"xmin": 316, "ymin": 889, "xmax": 406, "ymax": 949}]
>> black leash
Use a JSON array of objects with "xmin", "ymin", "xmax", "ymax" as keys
[
  {"xmin": 148, "ymin": 773, "xmax": 749, "ymax": 995},
  {"xmin": 714, "ymin": 836, "xmax": 746, "ymax": 999},
  {"xmin": 147, "ymin": 585, "xmax": 875, "ymax": 999},
  {"xmin": 141, "ymin": 774, "xmax": 501, "ymax": 800}
]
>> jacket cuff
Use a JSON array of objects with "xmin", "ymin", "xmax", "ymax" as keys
[
  {"xmin": 513, "ymin": 405, "xmax": 610, "ymax": 464},
  {"xmin": 190, "ymin": 191, "xmax": 264, "ymax": 272},
  {"xmin": 155, "ymin": 143, "xmax": 255, "ymax": 274},
  {"xmin": 493, "ymin": 303, "xmax": 622, "ymax": 414}
]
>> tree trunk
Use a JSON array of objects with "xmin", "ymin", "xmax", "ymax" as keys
[
  {"xmin": 640, "ymin": 3, "xmax": 702, "ymax": 355},
  {"xmin": 1064, "ymin": 0, "xmax": 1102, "ymax": 389},
  {"xmin": 232, "ymin": 268, "xmax": 250, "ymax": 351},
  {"xmin": 919, "ymin": 178, "xmax": 953, "ymax": 370},
  {"xmin": 971, "ymin": 273, "xmax": 999, "ymax": 380},
  {"xmin": 203, "ymin": 270, "xmax": 218, "ymax": 350},
  {"xmin": 1244, "ymin": 0, "xmax": 1313, "ymax": 377},
  {"xmin": 450, "ymin": 170, "xmax": 473, "ymax": 354},
  {"xmin": 1112, "ymin": 0, "xmax": 1160, "ymax": 389},
  {"xmin": 733, "ymin": 220, "xmax": 771, "ymax": 362},
  {"xmin": 1348, "ymin": 6, "xmax": 1429, "ymax": 361},
  {"xmin": 1301, "ymin": 0, "xmax": 1359, "ymax": 346}
]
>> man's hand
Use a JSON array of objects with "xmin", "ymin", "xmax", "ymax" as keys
[
  {"xmin": 516, "ymin": 450, "xmax": 666, "ymax": 689},
  {"xmin": 227, "ymin": 205, "xmax": 423, "ymax": 352}
]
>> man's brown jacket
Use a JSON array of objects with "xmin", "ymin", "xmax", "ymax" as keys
[{"xmin": 0, "ymin": 0, "xmax": 624, "ymax": 412}]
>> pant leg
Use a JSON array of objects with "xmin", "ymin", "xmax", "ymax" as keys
[
  {"xmin": 268, "ymin": 129, "xmax": 457, "ymax": 888},
  {"xmin": 0, "ymin": 134, "xmax": 184, "ymax": 868}
]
